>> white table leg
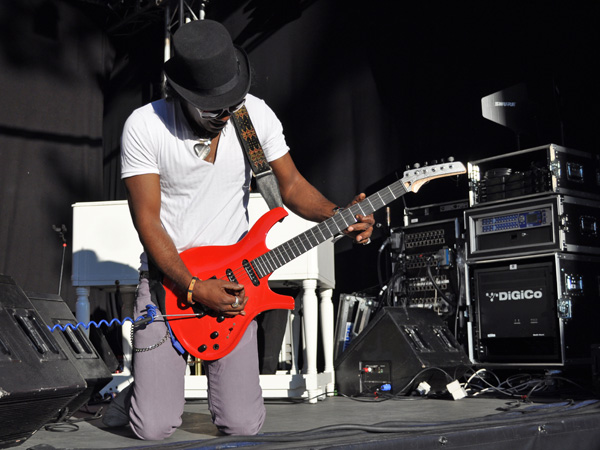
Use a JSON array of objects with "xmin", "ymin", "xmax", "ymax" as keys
[
  {"xmin": 290, "ymin": 296, "xmax": 302, "ymax": 374},
  {"xmin": 301, "ymin": 279, "xmax": 320, "ymax": 403},
  {"xmin": 319, "ymin": 287, "xmax": 335, "ymax": 395}
]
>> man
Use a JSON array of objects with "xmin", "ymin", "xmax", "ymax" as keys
[{"xmin": 106, "ymin": 19, "xmax": 374, "ymax": 440}]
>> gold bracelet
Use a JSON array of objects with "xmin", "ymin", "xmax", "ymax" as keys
[{"xmin": 187, "ymin": 276, "xmax": 200, "ymax": 304}]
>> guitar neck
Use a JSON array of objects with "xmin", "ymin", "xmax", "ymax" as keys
[{"xmin": 251, "ymin": 178, "xmax": 409, "ymax": 278}]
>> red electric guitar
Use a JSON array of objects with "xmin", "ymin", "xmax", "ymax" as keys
[{"xmin": 163, "ymin": 160, "xmax": 466, "ymax": 360}]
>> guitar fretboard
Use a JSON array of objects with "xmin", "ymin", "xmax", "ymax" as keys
[{"xmin": 251, "ymin": 177, "xmax": 409, "ymax": 278}]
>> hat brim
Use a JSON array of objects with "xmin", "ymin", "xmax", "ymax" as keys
[{"xmin": 164, "ymin": 46, "xmax": 251, "ymax": 111}]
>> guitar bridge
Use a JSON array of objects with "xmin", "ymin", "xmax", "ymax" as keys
[{"xmin": 242, "ymin": 259, "xmax": 260, "ymax": 286}]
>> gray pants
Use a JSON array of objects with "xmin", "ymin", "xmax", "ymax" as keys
[{"xmin": 129, "ymin": 278, "xmax": 265, "ymax": 440}]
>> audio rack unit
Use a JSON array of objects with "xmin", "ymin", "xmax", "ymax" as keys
[
  {"xmin": 465, "ymin": 195, "xmax": 600, "ymax": 260},
  {"xmin": 403, "ymin": 199, "xmax": 469, "ymax": 227},
  {"xmin": 468, "ymin": 143, "xmax": 600, "ymax": 206},
  {"xmin": 393, "ymin": 217, "xmax": 464, "ymax": 317}
]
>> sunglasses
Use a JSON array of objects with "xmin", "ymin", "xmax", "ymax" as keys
[{"xmin": 196, "ymin": 99, "xmax": 246, "ymax": 120}]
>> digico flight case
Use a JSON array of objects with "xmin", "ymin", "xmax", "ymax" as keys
[{"xmin": 466, "ymin": 252, "xmax": 600, "ymax": 366}]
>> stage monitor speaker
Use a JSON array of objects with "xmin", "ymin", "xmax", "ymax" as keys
[
  {"xmin": 0, "ymin": 275, "xmax": 86, "ymax": 448},
  {"xmin": 335, "ymin": 307, "xmax": 471, "ymax": 396},
  {"xmin": 27, "ymin": 291, "xmax": 113, "ymax": 419}
]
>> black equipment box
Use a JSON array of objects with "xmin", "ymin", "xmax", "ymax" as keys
[
  {"xmin": 335, "ymin": 308, "xmax": 471, "ymax": 396},
  {"xmin": 403, "ymin": 199, "xmax": 469, "ymax": 227},
  {"xmin": 0, "ymin": 275, "xmax": 86, "ymax": 448},
  {"xmin": 468, "ymin": 143, "xmax": 600, "ymax": 206},
  {"xmin": 466, "ymin": 252, "xmax": 600, "ymax": 366},
  {"xmin": 465, "ymin": 195, "xmax": 600, "ymax": 261}
]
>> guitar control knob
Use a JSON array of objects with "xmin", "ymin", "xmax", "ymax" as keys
[
  {"xmin": 217, "ymin": 315, "xmax": 225, "ymax": 323},
  {"xmin": 198, "ymin": 344, "xmax": 207, "ymax": 353},
  {"xmin": 213, "ymin": 344, "xmax": 220, "ymax": 350},
  {"xmin": 210, "ymin": 331, "xmax": 219, "ymax": 339}
]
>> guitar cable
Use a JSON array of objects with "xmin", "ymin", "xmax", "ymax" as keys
[
  {"xmin": 46, "ymin": 303, "xmax": 214, "ymax": 334},
  {"xmin": 45, "ymin": 304, "xmax": 176, "ymax": 333}
]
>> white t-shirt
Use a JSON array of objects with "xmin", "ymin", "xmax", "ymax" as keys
[{"xmin": 121, "ymin": 94, "xmax": 289, "ymax": 267}]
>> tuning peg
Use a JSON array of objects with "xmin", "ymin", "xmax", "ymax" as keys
[
  {"xmin": 431, "ymin": 159, "xmax": 438, "ymax": 164},
  {"xmin": 448, "ymin": 156, "xmax": 454, "ymax": 162},
  {"xmin": 413, "ymin": 162, "xmax": 421, "ymax": 169}
]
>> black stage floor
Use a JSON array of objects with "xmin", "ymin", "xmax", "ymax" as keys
[{"xmin": 10, "ymin": 393, "xmax": 600, "ymax": 450}]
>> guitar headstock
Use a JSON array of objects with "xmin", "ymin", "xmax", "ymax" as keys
[{"xmin": 402, "ymin": 158, "xmax": 466, "ymax": 193}]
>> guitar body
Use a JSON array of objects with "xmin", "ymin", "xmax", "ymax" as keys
[{"xmin": 164, "ymin": 207, "xmax": 295, "ymax": 360}]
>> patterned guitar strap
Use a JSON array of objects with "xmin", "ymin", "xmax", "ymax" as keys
[{"xmin": 231, "ymin": 106, "xmax": 283, "ymax": 210}]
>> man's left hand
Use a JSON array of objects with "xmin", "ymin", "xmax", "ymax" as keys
[{"xmin": 342, "ymin": 193, "xmax": 375, "ymax": 244}]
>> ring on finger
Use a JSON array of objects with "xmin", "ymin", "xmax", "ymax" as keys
[{"xmin": 231, "ymin": 296, "xmax": 240, "ymax": 308}]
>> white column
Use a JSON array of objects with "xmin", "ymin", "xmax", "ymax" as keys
[
  {"xmin": 301, "ymin": 279, "xmax": 320, "ymax": 403},
  {"xmin": 319, "ymin": 287, "xmax": 335, "ymax": 395}
]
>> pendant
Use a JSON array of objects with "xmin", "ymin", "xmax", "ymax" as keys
[{"xmin": 194, "ymin": 138, "xmax": 211, "ymax": 160}]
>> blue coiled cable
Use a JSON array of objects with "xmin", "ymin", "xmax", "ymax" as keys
[{"xmin": 47, "ymin": 304, "xmax": 158, "ymax": 332}]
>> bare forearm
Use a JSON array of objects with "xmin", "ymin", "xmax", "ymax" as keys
[
  {"xmin": 281, "ymin": 180, "xmax": 374, "ymax": 243},
  {"xmin": 280, "ymin": 176, "xmax": 337, "ymax": 222},
  {"xmin": 124, "ymin": 175, "xmax": 193, "ymax": 292},
  {"xmin": 269, "ymin": 153, "xmax": 336, "ymax": 222},
  {"xmin": 136, "ymin": 219, "xmax": 193, "ymax": 292},
  {"xmin": 269, "ymin": 153, "xmax": 374, "ymax": 242}
]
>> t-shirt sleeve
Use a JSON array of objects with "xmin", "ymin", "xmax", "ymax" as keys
[
  {"xmin": 252, "ymin": 99, "xmax": 290, "ymax": 163},
  {"xmin": 120, "ymin": 108, "xmax": 160, "ymax": 179}
]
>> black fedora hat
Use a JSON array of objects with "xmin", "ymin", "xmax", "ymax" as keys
[{"xmin": 164, "ymin": 20, "xmax": 251, "ymax": 111}]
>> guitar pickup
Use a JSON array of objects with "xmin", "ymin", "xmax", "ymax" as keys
[
  {"xmin": 242, "ymin": 259, "xmax": 260, "ymax": 286},
  {"xmin": 225, "ymin": 268, "xmax": 237, "ymax": 283}
]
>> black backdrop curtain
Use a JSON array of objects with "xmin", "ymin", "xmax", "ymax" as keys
[
  {"xmin": 1, "ymin": 0, "xmax": 598, "ymax": 312},
  {"xmin": 0, "ymin": 1, "xmax": 110, "ymax": 303}
]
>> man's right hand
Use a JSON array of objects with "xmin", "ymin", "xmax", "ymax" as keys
[{"xmin": 192, "ymin": 278, "xmax": 248, "ymax": 316}]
